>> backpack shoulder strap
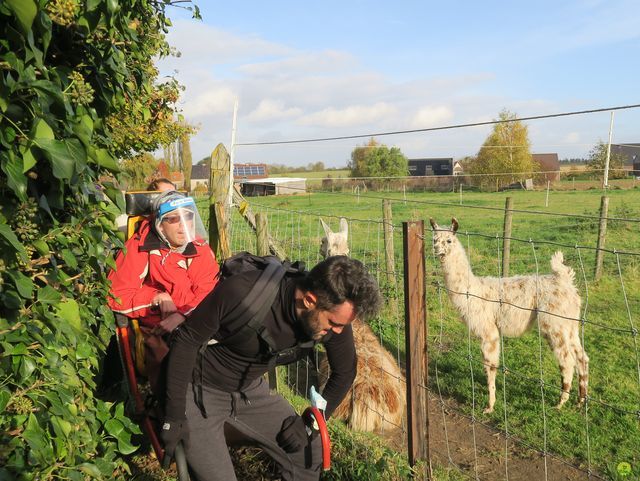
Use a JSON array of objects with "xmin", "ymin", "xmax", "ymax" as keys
[{"xmin": 219, "ymin": 258, "xmax": 287, "ymax": 348}]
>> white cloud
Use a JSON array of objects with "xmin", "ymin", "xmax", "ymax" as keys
[
  {"xmin": 564, "ymin": 132, "xmax": 581, "ymax": 143},
  {"xmin": 247, "ymin": 99, "xmax": 302, "ymax": 122},
  {"xmin": 411, "ymin": 106, "xmax": 454, "ymax": 128},
  {"xmin": 238, "ymin": 50, "xmax": 356, "ymax": 77},
  {"xmin": 182, "ymin": 87, "xmax": 236, "ymax": 118},
  {"xmin": 298, "ymin": 103, "xmax": 397, "ymax": 128}
]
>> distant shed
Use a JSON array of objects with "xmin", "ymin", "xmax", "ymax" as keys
[
  {"xmin": 408, "ymin": 158, "xmax": 453, "ymax": 176},
  {"xmin": 239, "ymin": 177, "xmax": 307, "ymax": 196},
  {"xmin": 532, "ymin": 153, "xmax": 560, "ymax": 181}
]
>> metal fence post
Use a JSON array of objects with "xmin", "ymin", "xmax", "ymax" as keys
[
  {"xmin": 502, "ymin": 197, "xmax": 513, "ymax": 278},
  {"xmin": 594, "ymin": 195, "xmax": 609, "ymax": 281}
]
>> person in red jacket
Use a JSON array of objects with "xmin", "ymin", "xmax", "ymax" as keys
[{"xmin": 108, "ymin": 191, "xmax": 220, "ymax": 392}]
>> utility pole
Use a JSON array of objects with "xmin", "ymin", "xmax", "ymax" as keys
[
  {"xmin": 603, "ymin": 111, "xmax": 615, "ymax": 189},
  {"xmin": 229, "ymin": 99, "xmax": 239, "ymax": 210}
]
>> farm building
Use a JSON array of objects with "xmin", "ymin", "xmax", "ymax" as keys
[
  {"xmin": 189, "ymin": 162, "xmax": 269, "ymax": 191},
  {"xmin": 532, "ymin": 153, "xmax": 560, "ymax": 181},
  {"xmin": 190, "ymin": 164, "xmax": 208, "ymax": 191},
  {"xmin": 408, "ymin": 158, "xmax": 453, "ymax": 176},
  {"xmin": 233, "ymin": 163, "xmax": 268, "ymax": 180},
  {"xmin": 611, "ymin": 143, "xmax": 640, "ymax": 175},
  {"xmin": 239, "ymin": 177, "xmax": 307, "ymax": 196}
]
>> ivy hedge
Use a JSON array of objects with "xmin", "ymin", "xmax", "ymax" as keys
[{"xmin": 0, "ymin": 0, "xmax": 194, "ymax": 478}]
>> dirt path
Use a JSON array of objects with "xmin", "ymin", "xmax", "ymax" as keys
[{"xmin": 384, "ymin": 393, "xmax": 597, "ymax": 480}]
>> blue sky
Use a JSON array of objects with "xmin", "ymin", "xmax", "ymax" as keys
[{"xmin": 158, "ymin": 0, "xmax": 640, "ymax": 167}]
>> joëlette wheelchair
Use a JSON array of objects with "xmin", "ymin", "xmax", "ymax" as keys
[{"xmin": 112, "ymin": 190, "xmax": 190, "ymax": 479}]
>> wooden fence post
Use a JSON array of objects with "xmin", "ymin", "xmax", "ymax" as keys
[
  {"xmin": 403, "ymin": 221, "xmax": 431, "ymax": 479},
  {"xmin": 209, "ymin": 143, "xmax": 231, "ymax": 261},
  {"xmin": 383, "ymin": 200, "xmax": 397, "ymax": 286},
  {"xmin": 502, "ymin": 197, "xmax": 513, "ymax": 278},
  {"xmin": 594, "ymin": 195, "xmax": 609, "ymax": 281},
  {"xmin": 231, "ymin": 184, "xmax": 287, "ymax": 259},
  {"xmin": 256, "ymin": 213, "xmax": 279, "ymax": 390}
]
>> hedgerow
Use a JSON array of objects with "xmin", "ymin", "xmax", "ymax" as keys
[{"xmin": 0, "ymin": 1, "xmax": 194, "ymax": 478}]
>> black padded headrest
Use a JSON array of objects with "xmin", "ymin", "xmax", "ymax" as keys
[{"xmin": 124, "ymin": 190, "xmax": 188, "ymax": 216}]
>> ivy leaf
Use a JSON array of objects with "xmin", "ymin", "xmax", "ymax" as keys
[
  {"xmin": 66, "ymin": 138, "xmax": 87, "ymax": 173},
  {"xmin": 61, "ymin": 248, "xmax": 78, "ymax": 269},
  {"xmin": 32, "ymin": 239, "xmax": 50, "ymax": 256},
  {"xmin": 0, "ymin": 151, "xmax": 27, "ymax": 201},
  {"xmin": 37, "ymin": 139, "xmax": 75, "ymax": 180},
  {"xmin": 55, "ymin": 299, "xmax": 81, "ymax": 332},
  {"xmin": 7, "ymin": 270, "xmax": 34, "ymax": 299},
  {"xmin": 5, "ymin": 0, "xmax": 37, "ymax": 34},
  {"xmin": 0, "ymin": 389, "xmax": 10, "ymax": 412},
  {"xmin": 92, "ymin": 148, "xmax": 120, "ymax": 172},
  {"xmin": 21, "ymin": 146, "xmax": 37, "ymax": 173},
  {"xmin": 37, "ymin": 285, "xmax": 62, "ymax": 304},
  {"xmin": 78, "ymin": 463, "xmax": 102, "ymax": 478},
  {"xmin": 0, "ymin": 223, "xmax": 28, "ymax": 259},
  {"xmin": 23, "ymin": 413, "xmax": 54, "ymax": 464},
  {"xmin": 33, "ymin": 118, "xmax": 55, "ymax": 140},
  {"xmin": 105, "ymin": 419, "xmax": 138, "ymax": 455},
  {"xmin": 19, "ymin": 356, "xmax": 37, "ymax": 380}
]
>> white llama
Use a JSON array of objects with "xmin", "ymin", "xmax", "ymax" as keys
[
  {"xmin": 318, "ymin": 218, "xmax": 405, "ymax": 432},
  {"xmin": 430, "ymin": 218, "xmax": 588, "ymax": 414}
]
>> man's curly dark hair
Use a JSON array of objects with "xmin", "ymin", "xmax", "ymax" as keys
[{"xmin": 298, "ymin": 255, "xmax": 382, "ymax": 321}]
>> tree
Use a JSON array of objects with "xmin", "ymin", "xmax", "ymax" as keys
[
  {"xmin": 467, "ymin": 109, "xmax": 534, "ymax": 189},
  {"xmin": 587, "ymin": 141, "xmax": 627, "ymax": 180},
  {"xmin": 180, "ymin": 131, "xmax": 193, "ymax": 192},
  {"xmin": 0, "ymin": 0, "xmax": 197, "ymax": 477},
  {"xmin": 349, "ymin": 138, "xmax": 409, "ymax": 178},
  {"xmin": 121, "ymin": 153, "xmax": 159, "ymax": 190}
]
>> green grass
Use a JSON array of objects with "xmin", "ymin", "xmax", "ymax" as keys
[{"xmin": 217, "ymin": 186, "xmax": 640, "ymax": 478}]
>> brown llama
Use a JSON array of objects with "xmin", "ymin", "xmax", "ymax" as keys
[
  {"xmin": 318, "ymin": 217, "xmax": 405, "ymax": 431},
  {"xmin": 431, "ymin": 217, "xmax": 588, "ymax": 413}
]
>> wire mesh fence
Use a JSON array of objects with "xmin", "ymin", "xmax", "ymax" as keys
[{"xmin": 220, "ymin": 186, "xmax": 640, "ymax": 480}]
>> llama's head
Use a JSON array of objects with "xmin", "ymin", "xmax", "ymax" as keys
[
  {"xmin": 430, "ymin": 218, "xmax": 459, "ymax": 259},
  {"xmin": 320, "ymin": 217, "xmax": 349, "ymax": 258}
]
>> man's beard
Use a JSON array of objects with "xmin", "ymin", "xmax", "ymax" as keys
[{"xmin": 299, "ymin": 308, "xmax": 326, "ymax": 341}]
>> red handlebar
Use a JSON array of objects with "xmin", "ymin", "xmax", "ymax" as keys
[{"xmin": 304, "ymin": 406, "xmax": 331, "ymax": 471}]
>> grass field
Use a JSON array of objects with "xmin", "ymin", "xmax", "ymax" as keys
[{"xmin": 219, "ymin": 186, "xmax": 640, "ymax": 479}]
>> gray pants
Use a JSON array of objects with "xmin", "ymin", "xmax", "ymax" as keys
[{"xmin": 183, "ymin": 378, "xmax": 322, "ymax": 481}]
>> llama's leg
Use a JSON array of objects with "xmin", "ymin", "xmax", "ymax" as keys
[
  {"xmin": 572, "ymin": 333, "xmax": 589, "ymax": 405},
  {"xmin": 546, "ymin": 327, "xmax": 576, "ymax": 409},
  {"xmin": 480, "ymin": 330, "xmax": 501, "ymax": 414}
]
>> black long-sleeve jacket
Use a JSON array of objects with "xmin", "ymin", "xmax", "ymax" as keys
[{"xmin": 164, "ymin": 269, "xmax": 357, "ymax": 421}]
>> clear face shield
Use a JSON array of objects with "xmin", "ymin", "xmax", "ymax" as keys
[{"xmin": 155, "ymin": 196, "xmax": 208, "ymax": 249}]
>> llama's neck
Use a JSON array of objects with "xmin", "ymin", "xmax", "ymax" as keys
[{"xmin": 440, "ymin": 240, "xmax": 476, "ymax": 294}]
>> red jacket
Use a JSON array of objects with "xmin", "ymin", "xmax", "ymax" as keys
[{"xmin": 108, "ymin": 219, "xmax": 220, "ymax": 326}]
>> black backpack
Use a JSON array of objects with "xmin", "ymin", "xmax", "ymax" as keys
[{"xmin": 192, "ymin": 252, "xmax": 313, "ymax": 416}]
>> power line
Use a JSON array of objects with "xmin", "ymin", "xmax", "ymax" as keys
[{"xmin": 236, "ymin": 103, "xmax": 640, "ymax": 146}]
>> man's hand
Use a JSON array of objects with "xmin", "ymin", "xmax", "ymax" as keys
[
  {"xmin": 153, "ymin": 312, "xmax": 186, "ymax": 335},
  {"xmin": 152, "ymin": 292, "xmax": 177, "ymax": 318},
  {"xmin": 276, "ymin": 413, "xmax": 317, "ymax": 453},
  {"xmin": 161, "ymin": 419, "xmax": 188, "ymax": 461}
]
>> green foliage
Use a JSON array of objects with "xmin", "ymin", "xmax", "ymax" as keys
[
  {"xmin": 587, "ymin": 141, "xmax": 627, "ymax": 180},
  {"xmin": 467, "ymin": 109, "xmax": 535, "ymax": 189},
  {"xmin": 180, "ymin": 131, "xmax": 193, "ymax": 192},
  {"xmin": 349, "ymin": 138, "xmax": 409, "ymax": 178},
  {"xmin": 0, "ymin": 0, "xmax": 196, "ymax": 478},
  {"xmin": 120, "ymin": 153, "xmax": 159, "ymax": 190}
]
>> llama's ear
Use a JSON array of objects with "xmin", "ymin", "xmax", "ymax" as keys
[
  {"xmin": 320, "ymin": 218, "xmax": 332, "ymax": 237},
  {"xmin": 339, "ymin": 217, "xmax": 348, "ymax": 236},
  {"xmin": 451, "ymin": 217, "xmax": 459, "ymax": 233},
  {"xmin": 429, "ymin": 218, "xmax": 437, "ymax": 230}
]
